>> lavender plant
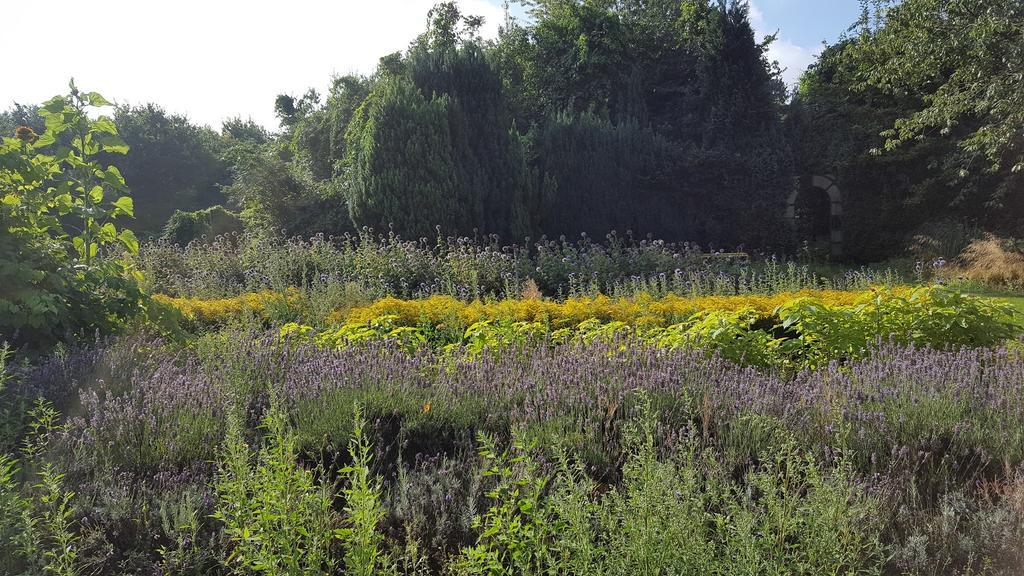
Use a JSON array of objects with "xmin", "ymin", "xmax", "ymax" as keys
[{"xmin": 15, "ymin": 329, "xmax": 1024, "ymax": 574}]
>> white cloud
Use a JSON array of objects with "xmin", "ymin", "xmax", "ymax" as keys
[
  {"xmin": 748, "ymin": 1, "xmax": 766, "ymax": 28},
  {"xmin": 766, "ymin": 38, "xmax": 817, "ymax": 88},
  {"xmin": 4, "ymin": 0, "xmax": 505, "ymax": 131},
  {"xmin": 747, "ymin": 0, "xmax": 819, "ymax": 89}
]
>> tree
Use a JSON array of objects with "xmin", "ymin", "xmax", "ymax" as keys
[
  {"xmin": 499, "ymin": 0, "xmax": 792, "ymax": 246},
  {"xmin": 224, "ymin": 143, "xmax": 345, "ymax": 237},
  {"xmin": 108, "ymin": 104, "xmax": 230, "ymax": 234},
  {"xmin": 344, "ymin": 76, "xmax": 461, "ymax": 239},
  {"xmin": 344, "ymin": 2, "xmax": 535, "ymax": 239},
  {"xmin": 790, "ymin": 41, "xmax": 962, "ymax": 260},
  {"xmin": 292, "ymin": 75, "xmax": 373, "ymax": 181},
  {"xmin": 788, "ymin": 0, "xmax": 1024, "ymax": 259},
  {"xmin": 529, "ymin": 112, "xmax": 679, "ymax": 239},
  {"xmin": 852, "ymin": 0, "xmax": 1024, "ymax": 205}
]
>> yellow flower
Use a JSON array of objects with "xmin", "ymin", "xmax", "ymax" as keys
[{"xmin": 422, "ymin": 401, "xmax": 432, "ymax": 414}]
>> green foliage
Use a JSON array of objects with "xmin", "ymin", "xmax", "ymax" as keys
[
  {"xmin": 290, "ymin": 76, "xmax": 372, "ymax": 181},
  {"xmin": 108, "ymin": 104, "xmax": 231, "ymax": 234},
  {"xmin": 454, "ymin": 432, "xmax": 557, "ymax": 576},
  {"xmin": 454, "ymin": 397, "xmax": 885, "ymax": 575},
  {"xmin": 0, "ymin": 82, "xmax": 143, "ymax": 347},
  {"xmin": 224, "ymin": 144, "xmax": 347, "ymax": 237},
  {"xmin": 529, "ymin": 113, "xmax": 680, "ymax": 240},
  {"xmin": 852, "ymin": 0, "xmax": 1024, "ymax": 191},
  {"xmin": 213, "ymin": 410, "xmax": 337, "ymax": 575},
  {"xmin": 29, "ymin": 465, "xmax": 80, "ymax": 576},
  {"xmin": 282, "ymin": 286, "xmax": 1021, "ymax": 371},
  {"xmin": 0, "ymin": 453, "xmax": 24, "ymax": 567},
  {"xmin": 497, "ymin": 0, "xmax": 791, "ymax": 246},
  {"xmin": 161, "ymin": 205, "xmax": 244, "ymax": 246},
  {"xmin": 791, "ymin": 0, "xmax": 1024, "ymax": 258},
  {"xmin": 337, "ymin": 406, "xmax": 387, "ymax": 576},
  {"xmin": 344, "ymin": 17, "xmax": 535, "ymax": 240},
  {"xmin": 663, "ymin": 309, "xmax": 784, "ymax": 367},
  {"xmin": 345, "ymin": 76, "xmax": 459, "ymax": 240},
  {"xmin": 777, "ymin": 286, "xmax": 1020, "ymax": 368},
  {"xmin": 0, "ymin": 400, "xmax": 83, "ymax": 576}
]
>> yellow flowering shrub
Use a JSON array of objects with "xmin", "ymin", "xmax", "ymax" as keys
[
  {"xmin": 153, "ymin": 289, "xmax": 304, "ymax": 327},
  {"xmin": 341, "ymin": 288, "xmax": 911, "ymax": 330},
  {"xmin": 283, "ymin": 286, "xmax": 1019, "ymax": 370}
]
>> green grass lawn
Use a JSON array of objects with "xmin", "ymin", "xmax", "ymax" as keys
[{"xmin": 960, "ymin": 286, "xmax": 1024, "ymax": 323}]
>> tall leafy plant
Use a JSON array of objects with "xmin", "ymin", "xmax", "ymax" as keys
[{"xmin": 0, "ymin": 81, "xmax": 142, "ymax": 346}]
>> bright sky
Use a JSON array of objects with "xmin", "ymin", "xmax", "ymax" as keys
[{"xmin": 5, "ymin": 0, "xmax": 863, "ymax": 132}]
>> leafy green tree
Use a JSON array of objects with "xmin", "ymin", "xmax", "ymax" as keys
[
  {"xmin": 107, "ymin": 104, "xmax": 230, "ymax": 234},
  {"xmin": 499, "ymin": 0, "xmax": 791, "ymax": 246},
  {"xmin": 345, "ymin": 76, "xmax": 461, "ymax": 239},
  {"xmin": 789, "ymin": 40, "xmax": 964, "ymax": 260},
  {"xmin": 292, "ymin": 75, "xmax": 373, "ymax": 181},
  {"xmin": 344, "ymin": 2, "xmax": 535, "ymax": 239},
  {"xmin": 851, "ymin": 0, "xmax": 1024, "ymax": 204},
  {"xmin": 529, "ymin": 112, "xmax": 679, "ymax": 239},
  {"xmin": 789, "ymin": 0, "xmax": 1024, "ymax": 259},
  {"xmin": 0, "ymin": 83, "xmax": 142, "ymax": 347},
  {"xmin": 221, "ymin": 116, "xmax": 270, "ymax": 145},
  {"xmin": 225, "ymin": 143, "xmax": 347, "ymax": 237},
  {"xmin": 275, "ymin": 89, "xmax": 322, "ymax": 130}
]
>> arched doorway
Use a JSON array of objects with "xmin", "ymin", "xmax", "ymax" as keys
[{"xmin": 786, "ymin": 175, "xmax": 843, "ymax": 258}]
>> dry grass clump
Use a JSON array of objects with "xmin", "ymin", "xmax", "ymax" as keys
[{"xmin": 956, "ymin": 235, "xmax": 1024, "ymax": 288}]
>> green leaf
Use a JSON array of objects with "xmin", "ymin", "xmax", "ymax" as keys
[
  {"xmin": 33, "ymin": 132, "xmax": 56, "ymax": 148},
  {"xmin": 118, "ymin": 229, "xmax": 139, "ymax": 254},
  {"xmin": 91, "ymin": 116, "xmax": 118, "ymax": 135},
  {"xmin": 93, "ymin": 133, "xmax": 129, "ymax": 154},
  {"xmin": 42, "ymin": 98, "xmax": 67, "ymax": 114},
  {"xmin": 44, "ymin": 113, "xmax": 67, "ymax": 132},
  {"xmin": 112, "ymin": 196, "xmax": 134, "ymax": 217},
  {"xmin": 55, "ymin": 193, "xmax": 73, "ymax": 212},
  {"xmin": 88, "ymin": 185, "xmax": 104, "ymax": 203},
  {"xmin": 101, "ymin": 165, "xmax": 126, "ymax": 189},
  {"xmin": 85, "ymin": 92, "xmax": 112, "ymax": 107},
  {"xmin": 99, "ymin": 222, "xmax": 117, "ymax": 242},
  {"xmin": 72, "ymin": 236, "xmax": 86, "ymax": 259}
]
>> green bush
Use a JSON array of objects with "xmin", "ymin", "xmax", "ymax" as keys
[
  {"xmin": 454, "ymin": 401, "xmax": 885, "ymax": 575},
  {"xmin": 777, "ymin": 286, "xmax": 1020, "ymax": 368},
  {"xmin": 213, "ymin": 410, "xmax": 338, "ymax": 575},
  {"xmin": 161, "ymin": 205, "xmax": 243, "ymax": 246}
]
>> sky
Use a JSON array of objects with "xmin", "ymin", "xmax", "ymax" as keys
[{"xmin": 4, "ymin": 0, "xmax": 864, "ymax": 132}]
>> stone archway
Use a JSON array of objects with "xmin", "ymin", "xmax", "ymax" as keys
[{"xmin": 786, "ymin": 175, "xmax": 843, "ymax": 258}]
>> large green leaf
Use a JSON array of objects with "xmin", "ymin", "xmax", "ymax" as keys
[
  {"xmin": 85, "ymin": 92, "xmax": 113, "ymax": 107},
  {"xmin": 118, "ymin": 228, "xmax": 139, "ymax": 254},
  {"xmin": 112, "ymin": 196, "xmax": 134, "ymax": 217}
]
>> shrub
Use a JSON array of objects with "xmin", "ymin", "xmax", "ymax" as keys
[
  {"xmin": 152, "ymin": 289, "xmax": 305, "ymax": 330},
  {"xmin": 161, "ymin": 205, "xmax": 244, "ymax": 246},
  {"xmin": 213, "ymin": 410, "xmax": 338, "ymax": 575},
  {"xmin": 291, "ymin": 286, "xmax": 1020, "ymax": 370},
  {"xmin": 454, "ymin": 400, "xmax": 885, "ymax": 575},
  {"xmin": 340, "ymin": 289, "xmax": 884, "ymax": 331},
  {"xmin": 337, "ymin": 406, "xmax": 388, "ymax": 576}
]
